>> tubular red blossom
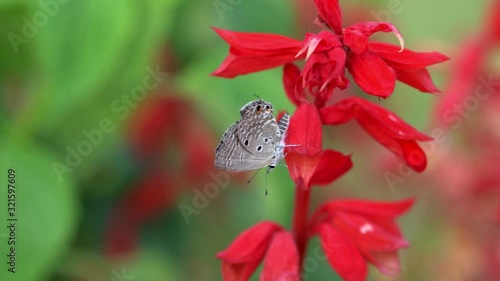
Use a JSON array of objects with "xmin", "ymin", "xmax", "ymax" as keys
[
  {"xmin": 285, "ymin": 103, "xmax": 323, "ymax": 188},
  {"xmin": 217, "ymin": 222, "xmax": 300, "ymax": 281},
  {"xmin": 312, "ymin": 198, "xmax": 414, "ymax": 278},
  {"xmin": 320, "ymin": 97, "xmax": 432, "ymax": 172},
  {"xmin": 313, "ymin": 0, "xmax": 342, "ymax": 34},
  {"xmin": 260, "ymin": 231, "xmax": 300, "ymax": 281},
  {"xmin": 286, "ymin": 103, "xmax": 322, "ymax": 156},
  {"xmin": 217, "ymin": 222, "xmax": 282, "ymax": 281},
  {"xmin": 211, "ymin": 27, "xmax": 304, "ymax": 78},
  {"xmin": 318, "ymin": 223, "xmax": 367, "ymax": 281}
]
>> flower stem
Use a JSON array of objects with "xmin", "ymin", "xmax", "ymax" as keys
[{"xmin": 292, "ymin": 183, "xmax": 311, "ymax": 271}]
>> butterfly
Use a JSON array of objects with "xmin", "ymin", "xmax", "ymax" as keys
[{"xmin": 214, "ymin": 99, "xmax": 289, "ymax": 173}]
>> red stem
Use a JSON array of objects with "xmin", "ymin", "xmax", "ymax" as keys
[{"xmin": 292, "ymin": 183, "xmax": 311, "ymax": 271}]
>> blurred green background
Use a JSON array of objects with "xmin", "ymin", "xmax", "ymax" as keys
[{"xmin": 0, "ymin": 0, "xmax": 495, "ymax": 280}]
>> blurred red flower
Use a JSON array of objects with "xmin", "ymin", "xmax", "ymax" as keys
[{"xmin": 107, "ymin": 95, "xmax": 218, "ymax": 257}]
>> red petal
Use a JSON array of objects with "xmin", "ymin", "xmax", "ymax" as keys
[
  {"xmin": 318, "ymin": 223, "xmax": 367, "ymax": 281},
  {"xmin": 320, "ymin": 98, "xmax": 431, "ymax": 140},
  {"xmin": 369, "ymin": 42, "xmax": 449, "ymax": 71},
  {"xmin": 347, "ymin": 22, "xmax": 404, "ymax": 51},
  {"xmin": 313, "ymin": 0, "xmax": 342, "ymax": 34},
  {"xmin": 221, "ymin": 259, "xmax": 263, "ymax": 281},
  {"xmin": 343, "ymin": 28, "xmax": 369, "ymax": 54},
  {"xmin": 283, "ymin": 63, "xmax": 303, "ymax": 106},
  {"xmin": 286, "ymin": 103, "xmax": 322, "ymax": 156},
  {"xmin": 364, "ymin": 251, "xmax": 403, "ymax": 276},
  {"xmin": 348, "ymin": 52, "xmax": 396, "ymax": 97},
  {"xmin": 323, "ymin": 198, "xmax": 415, "ymax": 218},
  {"xmin": 260, "ymin": 231, "xmax": 300, "ymax": 281},
  {"xmin": 213, "ymin": 27, "xmax": 303, "ymax": 55},
  {"xmin": 285, "ymin": 152, "xmax": 322, "ymax": 188},
  {"xmin": 332, "ymin": 212, "xmax": 410, "ymax": 252},
  {"xmin": 211, "ymin": 28, "xmax": 303, "ymax": 78},
  {"xmin": 320, "ymin": 98, "xmax": 431, "ymax": 171},
  {"xmin": 357, "ymin": 118, "xmax": 428, "ymax": 172},
  {"xmin": 217, "ymin": 221, "xmax": 281, "ymax": 263},
  {"xmin": 309, "ymin": 150, "xmax": 353, "ymax": 186},
  {"xmin": 395, "ymin": 68, "xmax": 440, "ymax": 93}
]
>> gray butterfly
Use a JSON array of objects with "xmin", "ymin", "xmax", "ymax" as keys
[{"xmin": 215, "ymin": 99, "xmax": 289, "ymax": 172}]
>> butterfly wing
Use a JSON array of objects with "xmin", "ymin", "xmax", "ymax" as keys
[
  {"xmin": 237, "ymin": 114, "xmax": 280, "ymax": 157},
  {"xmin": 214, "ymin": 122, "xmax": 274, "ymax": 172}
]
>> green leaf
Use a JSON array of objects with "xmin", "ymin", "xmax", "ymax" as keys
[
  {"xmin": 0, "ymin": 136, "xmax": 78, "ymax": 281},
  {"xmin": 29, "ymin": 0, "xmax": 180, "ymax": 131}
]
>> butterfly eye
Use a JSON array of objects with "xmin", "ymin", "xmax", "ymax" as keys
[{"xmin": 256, "ymin": 105, "xmax": 261, "ymax": 113}]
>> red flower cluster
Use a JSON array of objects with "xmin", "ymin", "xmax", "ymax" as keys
[
  {"xmin": 213, "ymin": 0, "xmax": 447, "ymax": 106},
  {"xmin": 212, "ymin": 0, "xmax": 447, "ymax": 280}
]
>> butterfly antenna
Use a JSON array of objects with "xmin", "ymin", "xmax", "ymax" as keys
[
  {"xmin": 265, "ymin": 167, "xmax": 273, "ymax": 196},
  {"xmin": 251, "ymin": 93, "xmax": 262, "ymax": 101},
  {"xmin": 246, "ymin": 169, "xmax": 261, "ymax": 184}
]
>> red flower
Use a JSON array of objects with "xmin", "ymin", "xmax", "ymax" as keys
[
  {"xmin": 210, "ymin": 27, "xmax": 304, "ymax": 78},
  {"xmin": 217, "ymin": 221, "xmax": 300, "ymax": 281},
  {"xmin": 320, "ymin": 97, "xmax": 432, "ymax": 172},
  {"xmin": 311, "ymin": 198, "xmax": 414, "ymax": 280},
  {"xmin": 285, "ymin": 103, "xmax": 352, "ymax": 189},
  {"xmin": 212, "ymin": 0, "xmax": 448, "ymax": 102}
]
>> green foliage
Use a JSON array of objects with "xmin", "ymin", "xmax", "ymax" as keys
[{"xmin": 0, "ymin": 136, "xmax": 78, "ymax": 281}]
